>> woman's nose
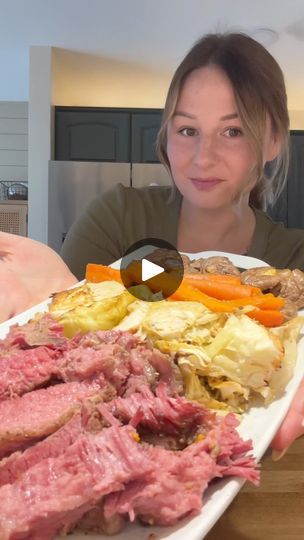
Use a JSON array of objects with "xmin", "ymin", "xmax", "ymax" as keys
[{"xmin": 193, "ymin": 135, "xmax": 218, "ymax": 168}]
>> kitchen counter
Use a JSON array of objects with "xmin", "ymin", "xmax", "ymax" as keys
[{"xmin": 205, "ymin": 435, "xmax": 304, "ymax": 540}]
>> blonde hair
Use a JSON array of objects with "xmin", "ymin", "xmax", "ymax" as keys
[{"xmin": 156, "ymin": 32, "xmax": 290, "ymax": 210}]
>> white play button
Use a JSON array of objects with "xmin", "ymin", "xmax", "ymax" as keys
[
  {"xmin": 142, "ymin": 258, "xmax": 164, "ymax": 282},
  {"xmin": 119, "ymin": 238, "xmax": 184, "ymax": 301}
]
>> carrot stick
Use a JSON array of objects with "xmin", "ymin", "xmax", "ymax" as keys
[
  {"xmin": 183, "ymin": 273, "xmax": 241, "ymax": 284},
  {"xmin": 227, "ymin": 293, "xmax": 285, "ymax": 311},
  {"xmin": 245, "ymin": 308, "xmax": 285, "ymax": 327},
  {"xmin": 169, "ymin": 283, "xmax": 235, "ymax": 312},
  {"xmin": 182, "ymin": 274, "xmax": 261, "ymax": 300},
  {"xmin": 85, "ymin": 263, "xmax": 123, "ymax": 284}
]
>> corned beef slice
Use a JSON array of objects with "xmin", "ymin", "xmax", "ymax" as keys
[
  {"xmin": 104, "ymin": 415, "xmax": 259, "ymax": 527},
  {"xmin": 0, "ymin": 414, "xmax": 83, "ymax": 487},
  {"xmin": 0, "ymin": 425, "xmax": 154, "ymax": 540},
  {"xmin": 0, "ymin": 328, "xmax": 182, "ymax": 401},
  {"xmin": 58, "ymin": 329, "xmax": 182, "ymax": 395},
  {"xmin": 104, "ymin": 442, "xmax": 217, "ymax": 526},
  {"xmin": 0, "ymin": 384, "xmax": 201, "ymax": 487},
  {"xmin": 209, "ymin": 413, "xmax": 260, "ymax": 484},
  {"xmin": 0, "ymin": 315, "xmax": 67, "ymax": 400},
  {"xmin": 0, "ymin": 421, "xmax": 258, "ymax": 539},
  {"xmin": 0, "ymin": 380, "xmax": 258, "ymax": 538},
  {"xmin": 0, "ymin": 324, "xmax": 259, "ymax": 538},
  {"xmin": 0, "ymin": 346, "xmax": 59, "ymax": 401},
  {"xmin": 0, "ymin": 313, "xmax": 67, "ymax": 351},
  {"xmin": 58, "ymin": 342, "xmax": 131, "ymax": 392},
  {"xmin": 103, "ymin": 383, "xmax": 213, "ymax": 435},
  {"xmin": 0, "ymin": 380, "xmax": 111, "ymax": 458}
]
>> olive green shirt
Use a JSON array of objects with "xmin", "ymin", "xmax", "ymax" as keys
[{"xmin": 61, "ymin": 183, "xmax": 304, "ymax": 280}]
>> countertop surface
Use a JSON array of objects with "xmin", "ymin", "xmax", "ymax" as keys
[{"xmin": 205, "ymin": 436, "xmax": 304, "ymax": 540}]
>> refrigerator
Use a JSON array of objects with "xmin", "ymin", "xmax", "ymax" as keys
[{"xmin": 48, "ymin": 160, "xmax": 171, "ymax": 253}]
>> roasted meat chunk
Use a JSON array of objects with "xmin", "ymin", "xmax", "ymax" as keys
[
  {"xmin": 191, "ymin": 256, "xmax": 241, "ymax": 276},
  {"xmin": 277, "ymin": 269, "xmax": 304, "ymax": 309},
  {"xmin": 240, "ymin": 267, "xmax": 304, "ymax": 310},
  {"xmin": 240, "ymin": 267, "xmax": 283, "ymax": 290}
]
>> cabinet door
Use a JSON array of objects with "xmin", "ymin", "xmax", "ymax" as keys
[
  {"xmin": 287, "ymin": 133, "xmax": 304, "ymax": 229},
  {"xmin": 55, "ymin": 109, "xmax": 131, "ymax": 162},
  {"xmin": 267, "ymin": 132, "xmax": 304, "ymax": 229},
  {"xmin": 131, "ymin": 112, "xmax": 162, "ymax": 163}
]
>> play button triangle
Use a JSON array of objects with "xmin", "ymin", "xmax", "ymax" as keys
[{"xmin": 142, "ymin": 258, "xmax": 164, "ymax": 282}]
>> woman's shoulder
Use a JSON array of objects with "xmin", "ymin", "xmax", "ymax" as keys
[
  {"xmin": 255, "ymin": 208, "xmax": 304, "ymax": 240},
  {"xmin": 252, "ymin": 208, "xmax": 304, "ymax": 270}
]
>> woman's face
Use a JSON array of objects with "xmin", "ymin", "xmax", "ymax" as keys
[{"xmin": 166, "ymin": 65, "xmax": 275, "ymax": 211}]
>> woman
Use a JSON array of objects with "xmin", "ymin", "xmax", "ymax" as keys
[
  {"xmin": 0, "ymin": 32, "xmax": 304, "ymax": 454},
  {"xmin": 59, "ymin": 32, "xmax": 304, "ymax": 279}
]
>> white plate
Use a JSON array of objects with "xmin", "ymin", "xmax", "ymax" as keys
[{"xmin": 1, "ymin": 251, "xmax": 304, "ymax": 540}]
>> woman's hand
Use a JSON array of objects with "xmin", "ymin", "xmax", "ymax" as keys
[
  {"xmin": 0, "ymin": 232, "xmax": 78, "ymax": 322},
  {"xmin": 271, "ymin": 377, "xmax": 304, "ymax": 459}
]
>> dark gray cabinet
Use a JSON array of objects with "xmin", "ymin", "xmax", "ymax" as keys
[
  {"xmin": 268, "ymin": 131, "xmax": 304, "ymax": 229},
  {"xmin": 55, "ymin": 107, "xmax": 163, "ymax": 163},
  {"xmin": 131, "ymin": 112, "xmax": 162, "ymax": 163}
]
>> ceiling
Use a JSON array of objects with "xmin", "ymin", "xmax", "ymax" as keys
[{"xmin": 1, "ymin": 0, "xmax": 304, "ymax": 108}]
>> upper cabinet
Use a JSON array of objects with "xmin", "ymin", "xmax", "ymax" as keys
[
  {"xmin": 54, "ymin": 107, "xmax": 163, "ymax": 163},
  {"xmin": 130, "ymin": 112, "xmax": 163, "ymax": 163},
  {"xmin": 268, "ymin": 131, "xmax": 304, "ymax": 229}
]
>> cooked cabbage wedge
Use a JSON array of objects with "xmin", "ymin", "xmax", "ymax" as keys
[
  {"xmin": 49, "ymin": 281, "xmax": 135, "ymax": 337},
  {"xmin": 141, "ymin": 301, "xmax": 227, "ymax": 343},
  {"xmin": 49, "ymin": 279, "xmax": 304, "ymax": 413},
  {"xmin": 131, "ymin": 300, "xmax": 303, "ymax": 412}
]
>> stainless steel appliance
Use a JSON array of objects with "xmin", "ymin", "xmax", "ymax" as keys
[{"xmin": 48, "ymin": 160, "xmax": 171, "ymax": 253}]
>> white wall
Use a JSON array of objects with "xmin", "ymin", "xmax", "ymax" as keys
[
  {"xmin": 0, "ymin": 102, "xmax": 28, "ymax": 185},
  {"xmin": 27, "ymin": 47, "xmax": 54, "ymax": 243}
]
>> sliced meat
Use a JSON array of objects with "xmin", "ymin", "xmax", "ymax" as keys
[
  {"xmin": 103, "ymin": 414, "xmax": 258, "ymax": 527},
  {"xmin": 0, "ymin": 329, "xmax": 181, "ymax": 404},
  {"xmin": 58, "ymin": 330, "xmax": 181, "ymax": 397},
  {"xmin": 75, "ymin": 329, "xmax": 139, "ymax": 351},
  {"xmin": 0, "ymin": 413, "xmax": 258, "ymax": 538},
  {"xmin": 0, "ymin": 414, "xmax": 83, "ymax": 487},
  {"xmin": 0, "ymin": 425, "xmax": 154, "ymax": 540},
  {"xmin": 104, "ymin": 443, "xmax": 217, "ymax": 527},
  {"xmin": 0, "ymin": 313, "xmax": 67, "ymax": 352},
  {"xmin": 123, "ymin": 344, "xmax": 180, "ymax": 396},
  {"xmin": 0, "ymin": 379, "xmax": 114, "ymax": 459},
  {"xmin": 58, "ymin": 342, "xmax": 131, "ymax": 392},
  {"xmin": 102, "ymin": 383, "xmax": 213, "ymax": 443},
  {"xmin": 0, "ymin": 346, "xmax": 59, "ymax": 401}
]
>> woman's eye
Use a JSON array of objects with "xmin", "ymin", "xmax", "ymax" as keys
[
  {"xmin": 224, "ymin": 127, "xmax": 243, "ymax": 137},
  {"xmin": 179, "ymin": 127, "xmax": 197, "ymax": 137}
]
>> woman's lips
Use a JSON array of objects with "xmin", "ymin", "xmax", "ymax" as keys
[{"xmin": 190, "ymin": 178, "xmax": 223, "ymax": 191}]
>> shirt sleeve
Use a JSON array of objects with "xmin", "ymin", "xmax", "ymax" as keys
[{"xmin": 60, "ymin": 184, "xmax": 126, "ymax": 280}]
